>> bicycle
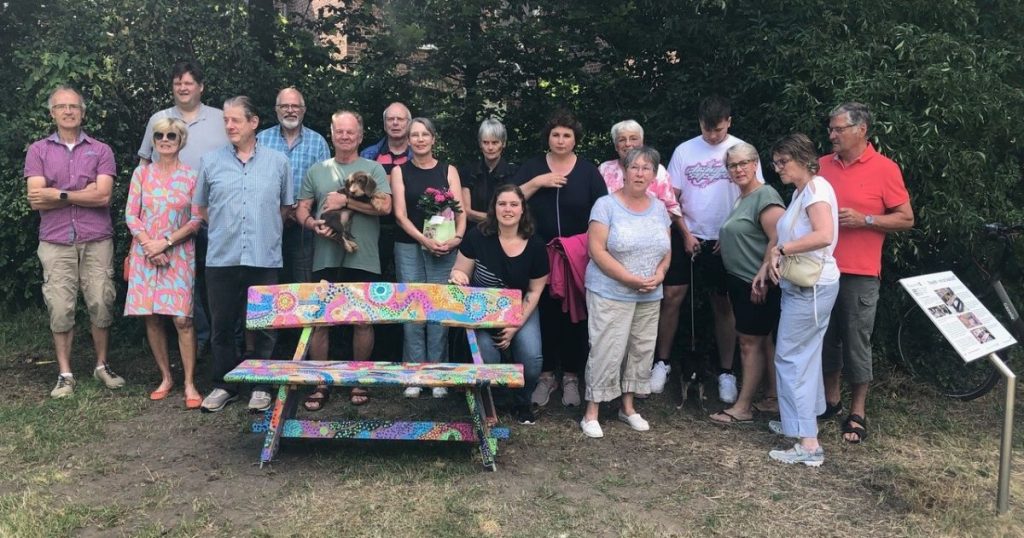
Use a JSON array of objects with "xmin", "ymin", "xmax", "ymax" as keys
[{"xmin": 897, "ymin": 223, "xmax": 1024, "ymax": 400}]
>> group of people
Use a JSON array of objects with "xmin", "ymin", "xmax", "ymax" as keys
[{"xmin": 25, "ymin": 57, "xmax": 913, "ymax": 466}]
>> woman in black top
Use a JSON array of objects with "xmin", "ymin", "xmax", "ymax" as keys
[
  {"xmin": 514, "ymin": 109, "xmax": 607, "ymax": 408},
  {"xmin": 451, "ymin": 184, "xmax": 549, "ymax": 424},
  {"xmin": 460, "ymin": 118, "xmax": 517, "ymax": 224},
  {"xmin": 391, "ymin": 117, "xmax": 467, "ymax": 399}
]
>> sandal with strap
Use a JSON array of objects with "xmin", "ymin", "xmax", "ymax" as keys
[
  {"xmin": 303, "ymin": 386, "xmax": 330, "ymax": 412},
  {"xmin": 350, "ymin": 388, "xmax": 369, "ymax": 406},
  {"xmin": 842, "ymin": 413, "xmax": 868, "ymax": 444}
]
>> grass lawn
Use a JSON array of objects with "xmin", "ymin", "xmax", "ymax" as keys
[{"xmin": 1, "ymin": 308, "xmax": 1022, "ymax": 537}]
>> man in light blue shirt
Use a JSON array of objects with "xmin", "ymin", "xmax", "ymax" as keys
[
  {"xmin": 194, "ymin": 96, "xmax": 294, "ymax": 413},
  {"xmin": 256, "ymin": 88, "xmax": 330, "ymax": 284}
]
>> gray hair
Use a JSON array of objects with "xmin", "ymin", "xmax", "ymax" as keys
[
  {"xmin": 725, "ymin": 142, "xmax": 759, "ymax": 164},
  {"xmin": 383, "ymin": 102, "xmax": 411, "ymax": 122},
  {"xmin": 478, "ymin": 118, "xmax": 507, "ymax": 144},
  {"xmin": 623, "ymin": 146, "xmax": 660, "ymax": 170},
  {"xmin": 410, "ymin": 117, "xmax": 437, "ymax": 137},
  {"xmin": 830, "ymin": 102, "xmax": 872, "ymax": 130},
  {"xmin": 331, "ymin": 110, "xmax": 364, "ymax": 133},
  {"xmin": 47, "ymin": 85, "xmax": 86, "ymax": 112},
  {"xmin": 275, "ymin": 87, "xmax": 305, "ymax": 107},
  {"xmin": 223, "ymin": 96, "xmax": 258, "ymax": 120},
  {"xmin": 610, "ymin": 119, "xmax": 644, "ymax": 144}
]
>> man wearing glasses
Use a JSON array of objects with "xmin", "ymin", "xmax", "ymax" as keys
[
  {"xmin": 256, "ymin": 87, "xmax": 330, "ymax": 284},
  {"xmin": 818, "ymin": 102, "xmax": 914, "ymax": 444},
  {"xmin": 137, "ymin": 60, "xmax": 229, "ymax": 357},
  {"xmin": 25, "ymin": 86, "xmax": 125, "ymax": 398}
]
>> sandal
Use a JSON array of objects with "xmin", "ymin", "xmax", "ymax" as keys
[
  {"xmin": 303, "ymin": 386, "xmax": 330, "ymax": 412},
  {"xmin": 350, "ymin": 388, "xmax": 369, "ymax": 406},
  {"xmin": 709, "ymin": 410, "xmax": 753, "ymax": 425},
  {"xmin": 841, "ymin": 413, "xmax": 868, "ymax": 444}
]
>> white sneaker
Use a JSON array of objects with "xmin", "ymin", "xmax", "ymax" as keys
[
  {"xmin": 580, "ymin": 418, "xmax": 603, "ymax": 438},
  {"xmin": 649, "ymin": 362, "xmax": 671, "ymax": 394},
  {"xmin": 617, "ymin": 410, "xmax": 650, "ymax": 431},
  {"xmin": 404, "ymin": 386, "xmax": 422, "ymax": 398},
  {"xmin": 432, "ymin": 387, "xmax": 448, "ymax": 399},
  {"xmin": 531, "ymin": 374, "xmax": 557, "ymax": 407},
  {"xmin": 718, "ymin": 372, "xmax": 738, "ymax": 404},
  {"xmin": 248, "ymin": 390, "xmax": 273, "ymax": 412}
]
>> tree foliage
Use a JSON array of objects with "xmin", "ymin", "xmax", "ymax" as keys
[{"xmin": 1, "ymin": 0, "xmax": 1022, "ymax": 349}]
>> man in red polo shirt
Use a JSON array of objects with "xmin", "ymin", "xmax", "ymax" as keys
[{"xmin": 818, "ymin": 102, "xmax": 914, "ymax": 443}]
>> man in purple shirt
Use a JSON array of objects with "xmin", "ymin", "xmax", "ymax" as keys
[{"xmin": 24, "ymin": 85, "xmax": 126, "ymax": 398}]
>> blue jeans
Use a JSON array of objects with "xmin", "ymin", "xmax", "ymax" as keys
[
  {"xmin": 474, "ymin": 308, "xmax": 543, "ymax": 407},
  {"xmin": 393, "ymin": 242, "xmax": 455, "ymax": 362}
]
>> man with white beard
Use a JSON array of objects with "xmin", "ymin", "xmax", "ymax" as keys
[{"xmin": 256, "ymin": 87, "xmax": 330, "ymax": 284}]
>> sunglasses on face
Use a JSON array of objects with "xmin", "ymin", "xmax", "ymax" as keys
[{"xmin": 153, "ymin": 131, "xmax": 179, "ymax": 142}]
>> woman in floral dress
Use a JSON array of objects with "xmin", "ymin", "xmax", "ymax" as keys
[{"xmin": 124, "ymin": 117, "xmax": 203, "ymax": 408}]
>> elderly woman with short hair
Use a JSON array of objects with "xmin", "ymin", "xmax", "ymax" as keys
[
  {"xmin": 124, "ymin": 117, "xmax": 204, "ymax": 408},
  {"xmin": 580, "ymin": 146, "xmax": 672, "ymax": 438},
  {"xmin": 709, "ymin": 142, "xmax": 785, "ymax": 425},
  {"xmin": 599, "ymin": 119, "xmax": 694, "ymax": 393},
  {"xmin": 460, "ymin": 118, "xmax": 517, "ymax": 223},
  {"xmin": 755, "ymin": 133, "xmax": 840, "ymax": 466}
]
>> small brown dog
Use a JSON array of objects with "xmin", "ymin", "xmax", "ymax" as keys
[{"xmin": 320, "ymin": 171, "xmax": 388, "ymax": 253}]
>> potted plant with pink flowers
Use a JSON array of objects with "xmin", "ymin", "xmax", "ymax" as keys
[{"xmin": 417, "ymin": 187, "xmax": 463, "ymax": 246}]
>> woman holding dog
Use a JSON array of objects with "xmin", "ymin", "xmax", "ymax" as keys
[
  {"xmin": 296, "ymin": 110, "xmax": 392, "ymax": 409},
  {"xmin": 450, "ymin": 184, "xmax": 549, "ymax": 424},
  {"xmin": 124, "ymin": 117, "xmax": 203, "ymax": 409},
  {"xmin": 391, "ymin": 117, "xmax": 467, "ymax": 399}
]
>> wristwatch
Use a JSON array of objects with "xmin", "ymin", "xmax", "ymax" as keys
[
  {"xmin": 59, "ymin": 191, "xmax": 68, "ymax": 201},
  {"xmin": 779, "ymin": 244, "xmax": 786, "ymax": 256},
  {"xmin": 865, "ymin": 215, "xmax": 876, "ymax": 227},
  {"xmin": 164, "ymin": 235, "xmax": 173, "ymax": 248}
]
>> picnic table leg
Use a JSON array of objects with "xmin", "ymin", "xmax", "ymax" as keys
[
  {"xmin": 466, "ymin": 329, "xmax": 499, "ymax": 425},
  {"xmin": 260, "ymin": 383, "xmax": 298, "ymax": 467},
  {"xmin": 466, "ymin": 383, "xmax": 497, "ymax": 471}
]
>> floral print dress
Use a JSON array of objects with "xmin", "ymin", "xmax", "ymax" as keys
[{"xmin": 124, "ymin": 163, "xmax": 203, "ymax": 317}]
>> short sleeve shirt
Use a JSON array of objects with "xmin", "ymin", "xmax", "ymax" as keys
[
  {"xmin": 775, "ymin": 176, "xmax": 839, "ymax": 285},
  {"xmin": 193, "ymin": 144, "xmax": 294, "ymax": 268},
  {"xmin": 513, "ymin": 155, "xmax": 608, "ymax": 242},
  {"xmin": 24, "ymin": 132, "xmax": 116, "ymax": 244},
  {"xmin": 458, "ymin": 227, "xmax": 549, "ymax": 293},
  {"xmin": 256, "ymin": 125, "xmax": 331, "ymax": 199},
  {"xmin": 300, "ymin": 157, "xmax": 391, "ymax": 274},
  {"xmin": 719, "ymin": 185, "xmax": 785, "ymax": 282},
  {"xmin": 585, "ymin": 193, "xmax": 672, "ymax": 302},
  {"xmin": 138, "ymin": 104, "xmax": 228, "ymax": 171},
  {"xmin": 819, "ymin": 144, "xmax": 910, "ymax": 277}
]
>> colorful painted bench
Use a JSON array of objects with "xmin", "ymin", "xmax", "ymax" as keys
[{"xmin": 223, "ymin": 282, "xmax": 525, "ymax": 470}]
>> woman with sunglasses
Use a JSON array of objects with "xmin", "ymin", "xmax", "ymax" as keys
[{"xmin": 124, "ymin": 117, "xmax": 204, "ymax": 409}]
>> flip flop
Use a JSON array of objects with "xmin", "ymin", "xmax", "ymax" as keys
[
  {"xmin": 304, "ymin": 386, "xmax": 330, "ymax": 412},
  {"xmin": 185, "ymin": 394, "xmax": 203, "ymax": 410},
  {"xmin": 709, "ymin": 410, "xmax": 753, "ymax": 425},
  {"xmin": 350, "ymin": 388, "xmax": 369, "ymax": 406},
  {"xmin": 149, "ymin": 385, "xmax": 174, "ymax": 401}
]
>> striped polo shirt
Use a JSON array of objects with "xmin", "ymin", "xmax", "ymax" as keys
[
  {"xmin": 193, "ymin": 143, "xmax": 294, "ymax": 268},
  {"xmin": 23, "ymin": 132, "xmax": 116, "ymax": 245}
]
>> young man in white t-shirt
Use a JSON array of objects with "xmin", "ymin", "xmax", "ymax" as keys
[{"xmin": 660, "ymin": 96, "xmax": 764, "ymax": 403}]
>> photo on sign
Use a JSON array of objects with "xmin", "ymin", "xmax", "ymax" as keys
[
  {"xmin": 935, "ymin": 287, "xmax": 965, "ymax": 313},
  {"xmin": 928, "ymin": 304, "xmax": 952, "ymax": 318},
  {"xmin": 971, "ymin": 326, "xmax": 995, "ymax": 343},
  {"xmin": 958, "ymin": 312, "xmax": 982, "ymax": 329}
]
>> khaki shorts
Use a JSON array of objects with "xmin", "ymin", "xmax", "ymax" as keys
[{"xmin": 38, "ymin": 239, "xmax": 116, "ymax": 333}]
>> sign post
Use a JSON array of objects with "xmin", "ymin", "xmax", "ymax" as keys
[{"xmin": 900, "ymin": 271, "xmax": 1018, "ymax": 514}]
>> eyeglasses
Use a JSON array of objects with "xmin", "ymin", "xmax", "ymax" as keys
[
  {"xmin": 827, "ymin": 123, "xmax": 859, "ymax": 135},
  {"xmin": 276, "ymin": 104, "xmax": 305, "ymax": 111},
  {"xmin": 153, "ymin": 131, "xmax": 179, "ymax": 142},
  {"xmin": 627, "ymin": 165, "xmax": 655, "ymax": 174},
  {"xmin": 726, "ymin": 159, "xmax": 756, "ymax": 171},
  {"xmin": 51, "ymin": 103, "xmax": 82, "ymax": 112},
  {"xmin": 772, "ymin": 157, "xmax": 792, "ymax": 169}
]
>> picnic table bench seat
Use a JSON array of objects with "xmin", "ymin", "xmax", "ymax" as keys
[{"xmin": 224, "ymin": 282, "xmax": 525, "ymax": 471}]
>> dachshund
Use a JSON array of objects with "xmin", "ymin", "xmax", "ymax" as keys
[{"xmin": 320, "ymin": 171, "xmax": 388, "ymax": 253}]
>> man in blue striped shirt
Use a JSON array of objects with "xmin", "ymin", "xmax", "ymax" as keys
[
  {"xmin": 194, "ymin": 96, "xmax": 294, "ymax": 413},
  {"xmin": 256, "ymin": 88, "xmax": 330, "ymax": 284}
]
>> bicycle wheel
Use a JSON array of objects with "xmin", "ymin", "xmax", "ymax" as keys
[{"xmin": 897, "ymin": 305, "xmax": 1002, "ymax": 401}]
